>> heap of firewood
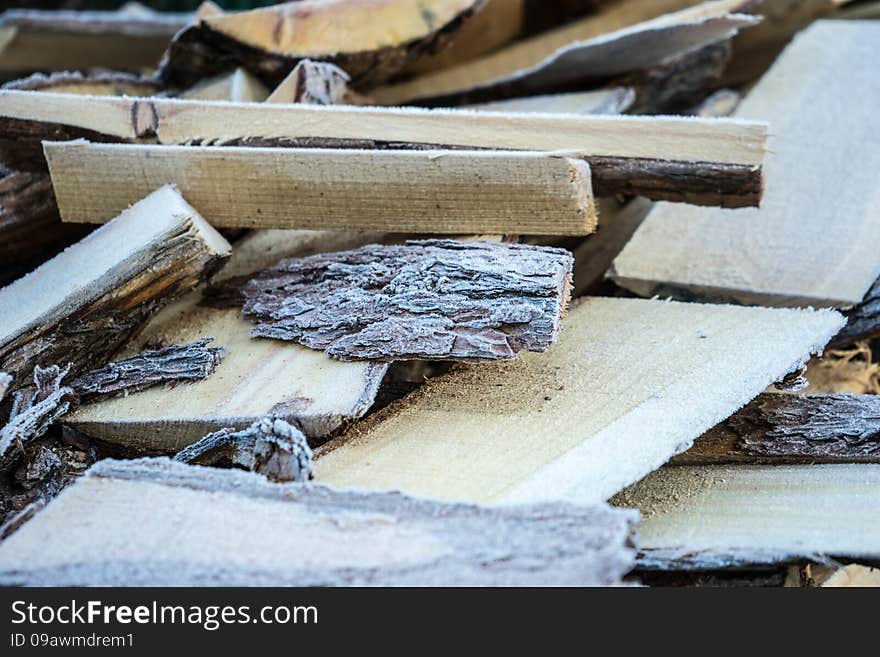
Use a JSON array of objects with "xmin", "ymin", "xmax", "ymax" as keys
[{"xmin": 0, "ymin": 0, "xmax": 878, "ymax": 588}]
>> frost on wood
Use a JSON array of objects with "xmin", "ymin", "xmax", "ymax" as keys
[
  {"xmin": 0, "ymin": 458, "xmax": 638, "ymax": 586},
  {"xmin": 241, "ymin": 240, "xmax": 573, "ymax": 362},
  {"xmin": 174, "ymin": 416, "xmax": 314, "ymax": 483},
  {"xmin": 71, "ymin": 338, "xmax": 225, "ymax": 404},
  {"xmin": 675, "ymin": 393, "xmax": 880, "ymax": 465},
  {"xmin": 0, "ymin": 372, "xmax": 10, "ymax": 403},
  {"xmin": 0, "ymin": 365, "xmax": 76, "ymax": 470}
]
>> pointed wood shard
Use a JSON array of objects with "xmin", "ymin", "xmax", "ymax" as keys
[
  {"xmin": 265, "ymin": 59, "xmax": 359, "ymax": 105},
  {"xmin": 613, "ymin": 464, "xmax": 880, "ymax": 569},
  {"xmin": 242, "ymin": 240, "xmax": 573, "ymax": 362},
  {"xmin": 316, "ymin": 298, "xmax": 843, "ymax": 504},
  {"xmin": 0, "ymin": 90, "xmax": 768, "ymax": 206},
  {"xmin": 611, "ymin": 21, "xmax": 880, "ymax": 308},
  {"xmin": 0, "ymin": 185, "xmax": 231, "ymax": 388},
  {"xmin": 370, "ymin": 0, "xmax": 758, "ymax": 105},
  {"xmin": 828, "ymin": 276, "xmax": 880, "ymax": 349},
  {"xmin": 0, "ymin": 457, "xmax": 637, "ymax": 586},
  {"xmin": 44, "ymin": 141, "xmax": 598, "ymax": 235},
  {"xmin": 159, "ymin": 0, "xmax": 485, "ymax": 89}
]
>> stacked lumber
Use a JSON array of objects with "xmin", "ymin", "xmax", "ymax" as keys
[{"xmin": 0, "ymin": 0, "xmax": 877, "ymax": 589}]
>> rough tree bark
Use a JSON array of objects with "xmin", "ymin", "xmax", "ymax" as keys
[
  {"xmin": 174, "ymin": 416, "xmax": 314, "ymax": 483},
  {"xmin": 673, "ymin": 393, "xmax": 880, "ymax": 465},
  {"xmin": 241, "ymin": 240, "xmax": 573, "ymax": 362},
  {"xmin": 827, "ymin": 276, "xmax": 880, "ymax": 349}
]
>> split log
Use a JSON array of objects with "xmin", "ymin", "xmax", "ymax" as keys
[
  {"xmin": 0, "ymin": 185, "xmax": 231, "ymax": 388},
  {"xmin": 369, "ymin": 0, "xmax": 757, "ymax": 105},
  {"xmin": 611, "ymin": 21, "xmax": 880, "ymax": 308},
  {"xmin": 265, "ymin": 60, "xmax": 363, "ymax": 105},
  {"xmin": 673, "ymin": 393, "xmax": 880, "ymax": 465},
  {"xmin": 827, "ymin": 276, "xmax": 880, "ymax": 348},
  {"xmin": 0, "ymin": 168, "xmax": 90, "ymax": 267},
  {"xmin": 65, "ymin": 230, "xmax": 391, "ymax": 452},
  {"xmin": 43, "ymin": 141, "xmax": 598, "ymax": 235},
  {"xmin": 70, "ymin": 338, "xmax": 225, "ymax": 404},
  {"xmin": 612, "ymin": 464, "xmax": 880, "ymax": 569},
  {"xmin": 463, "ymin": 87, "xmax": 635, "ymax": 114},
  {"xmin": 158, "ymin": 0, "xmax": 486, "ymax": 89},
  {"xmin": 0, "ymin": 91, "xmax": 768, "ymax": 206},
  {"xmin": 179, "ymin": 68, "xmax": 269, "ymax": 103},
  {"xmin": 174, "ymin": 416, "xmax": 314, "ymax": 483},
  {"xmin": 315, "ymin": 298, "xmax": 842, "ymax": 504},
  {"xmin": 0, "ymin": 6, "xmax": 189, "ymax": 75},
  {"xmin": 241, "ymin": 240, "xmax": 573, "ymax": 362},
  {"xmin": 0, "ymin": 457, "xmax": 637, "ymax": 586},
  {"xmin": 2, "ymin": 71, "xmax": 161, "ymax": 97}
]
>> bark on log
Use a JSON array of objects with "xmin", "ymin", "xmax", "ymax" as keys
[
  {"xmin": 828, "ymin": 276, "xmax": 880, "ymax": 349},
  {"xmin": 70, "ymin": 338, "xmax": 225, "ymax": 404},
  {"xmin": 241, "ymin": 240, "xmax": 573, "ymax": 362},
  {"xmin": 673, "ymin": 393, "xmax": 880, "ymax": 465},
  {"xmin": 173, "ymin": 415, "xmax": 314, "ymax": 483},
  {"xmin": 0, "ymin": 168, "xmax": 90, "ymax": 266},
  {"xmin": 0, "ymin": 457, "xmax": 638, "ymax": 586},
  {"xmin": 0, "ymin": 185, "xmax": 230, "ymax": 389},
  {"xmin": 158, "ymin": 0, "xmax": 485, "ymax": 89}
]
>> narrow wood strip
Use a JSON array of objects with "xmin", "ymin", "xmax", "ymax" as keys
[
  {"xmin": 0, "ymin": 457, "xmax": 638, "ymax": 586},
  {"xmin": 45, "ymin": 141, "xmax": 597, "ymax": 235}
]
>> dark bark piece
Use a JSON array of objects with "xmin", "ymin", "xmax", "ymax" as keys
[
  {"xmin": 828, "ymin": 276, "xmax": 880, "ymax": 349},
  {"xmin": 0, "ymin": 365, "xmax": 77, "ymax": 470},
  {"xmin": 158, "ymin": 0, "xmax": 485, "ymax": 89},
  {"xmin": 242, "ymin": 240, "xmax": 573, "ymax": 362},
  {"xmin": 673, "ymin": 393, "xmax": 880, "ymax": 465},
  {"xmin": 0, "ymin": 168, "xmax": 91, "ymax": 265},
  {"xmin": 0, "ymin": 186, "xmax": 231, "ymax": 389},
  {"xmin": 174, "ymin": 415, "xmax": 314, "ymax": 483},
  {"xmin": 71, "ymin": 338, "xmax": 225, "ymax": 404},
  {"xmin": 0, "ymin": 457, "xmax": 638, "ymax": 586}
]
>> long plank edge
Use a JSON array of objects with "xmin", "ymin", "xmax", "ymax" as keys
[{"xmin": 44, "ymin": 140, "xmax": 598, "ymax": 235}]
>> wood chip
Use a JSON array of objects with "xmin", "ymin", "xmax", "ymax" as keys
[
  {"xmin": 173, "ymin": 415, "xmax": 314, "ymax": 483},
  {"xmin": 673, "ymin": 393, "xmax": 880, "ymax": 465},
  {"xmin": 0, "ymin": 457, "xmax": 638, "ymax": 586},
  {"xmin": 369, "ymin": 0, "xmax": 757, "ymax": 105},
  {"xmin": 611, "ymin": 21, "xmax": 880, "ymax": 308},
  {"xmin": 0, "ymin": 91, "xmax": 768, "ymax": 206},
  {"xmin": 44, "ymin": 141, "xmax": 597, "ymax": 235},
  {"xmin": 0, "ymin": 185, "xmax": 231, "ymax": 387},
  {"xmin": 612, "ymin": 464, "xmax": 880, "ymax": 569},
  {"xmin": 241, "ymin": 240, "xmax": 573, "ymax": 362},
  {"xmin": 315, "ymin": 298, "xmax": 842, "ymax": 504},
  {"xmin": 158, "ymin": 0, "xmax": 485, "ymax": 89},
  {"xmin": 0, "ymin": 6, "xmax": 188, "ymax": 75}
]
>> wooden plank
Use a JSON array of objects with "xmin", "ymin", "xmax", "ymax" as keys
[
  {"xmin": 369, "ymin": 0, "xmax": 757, "ymax": 105},
  {"xmin": 159, "ymin": 0, "xmax": 485, "ymax": 89},
  {"xmin": 610, "ymin": 21, "xmax": 880, "ymax": 308},
  {"xmin": 241, "ymin": 240, "xmax": 574, "ymax": 361},
  {"xmin": 2, "ymin": 71, "xmax": 160, "ymax": 97},
  {"xmin": 0, "ymin": 7, "xmax": 188, "ymax": 74},
  {"xmin": 0, "ymin": 91, "xmax": 768, "ymax": 206},
  {"xmin": 314, "ymin": 298, "xmax": 843, "ymax": 504},
  {"xmin": 179, "ymin": 68, "xmax": 269, "ymax": 103},
  {"xmin": 612, "ymin": 464, "xmax": 880, "ymax": 569},
  {"xmin": 44, "ymin": 141, "xmax": 597, "ymax": 235},
  {"xmin": 672, "ymin": 392, "xmax": 880, "ymax": 465},
  {"xmin": 0, "ymin": 457, "xmax": 637, "ymax": 586},
  {"xmin": 0, "ymin": 185, "xmax": 231, "ymax": 389},
  {"xmin": 66, "ymin": 230, "xmax": 391, "ymax": 452},
  {"xmin": 464, "ymin": 88, "xmax": 635, "ymax": 114}
]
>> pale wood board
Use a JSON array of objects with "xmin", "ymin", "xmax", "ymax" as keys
[
  {"xmin": 610, "ymin": 21, "xmax": 880, "ymax": 308},
  {"xmin": 179, "ymin": 68, "xmax": 269, "ymax": 103},
  {"xmin": 464, "ymin": 88, "xmax": 635, "ymax": 115},
  {"xmin": 66, "ymin": 229, "xmax": 392, "ymax": 451},
  {"xmin": 44, "ymin": 141, "xmax": 597, "ymax": 235},
  {"xmin": 370, "ymin": 0, "xmax": 756, "ymax": 105},
  {"xmin": 613, "ymin": 464, "xmax": 880, "ymax": 569},
  {"xmin": 315, "ymin": 297, "xmax": 843, "ymax": 504},
  {"xmin": 0, "ymin": 458, "xmax": 638, "ymax": 587},
  {"xmin": 821, "ymin": 565, "xmax": 880, "ymax": 587},
  {"xmin": 0, "ymin": 185, "xmax": 230, "ymax": 385}
]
